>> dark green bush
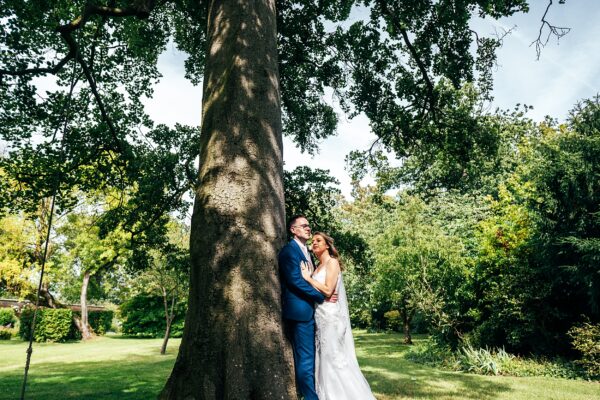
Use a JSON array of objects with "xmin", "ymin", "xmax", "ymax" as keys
[
  {"xmin": 569, "ymin": 322, "xmax": 600, "ymax": 379},
  {"xmin": 120, "ymin": 295, "xmax": 185, "ymax": 338},
  {"xmin": 89, "ymin": 310, "xmax": 114, "ymax": 334},
  {"xmin": 19, "ymin": 307, "xmax": 79, "ymax": 342},
  {"xmin": 0, "ymin": 308, "xmax": 17, "ymax": 327},
  {"xmin": 73, "ymin": 310, "xmax": 114, "ymax": 335}
]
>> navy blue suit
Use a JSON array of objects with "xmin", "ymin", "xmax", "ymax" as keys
[{"xmin": 279, "ymin": 240, "xmax": 325, "ymax": 400}]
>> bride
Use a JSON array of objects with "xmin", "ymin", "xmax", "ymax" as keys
[{"xmin": 300, "ymin": 232, "xmax": 376, "ymax": 400}]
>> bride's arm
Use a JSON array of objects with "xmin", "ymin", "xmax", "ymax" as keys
[{"xmin": 301, "ymin": 259, "xmax": 340, "ymax": 297}]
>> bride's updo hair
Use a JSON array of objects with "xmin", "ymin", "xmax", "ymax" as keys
[{"xmin": 313, "ymin": 231, "xmax": 344, "ymax": 271}]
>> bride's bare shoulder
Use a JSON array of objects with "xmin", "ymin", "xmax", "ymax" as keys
[{"xmin": 326, "ymin": 257, "xmax": 340, "ymax": 271}]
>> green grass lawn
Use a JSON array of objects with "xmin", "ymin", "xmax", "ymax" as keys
[{"xmin": 1, "ymin": 331, "xmax": 598, "ymax": 400}]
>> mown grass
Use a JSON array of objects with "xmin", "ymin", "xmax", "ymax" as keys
[
  {"xmin": 354, "ymin": 331, "xmax": 599, "ymax": 400},
  {"xmin": 0, "ymin": 335, "xmax": 180, "ymax": 399},
  {"xmin": 0, "ymin": 331, "xmax": 598, "ymax": 399}
]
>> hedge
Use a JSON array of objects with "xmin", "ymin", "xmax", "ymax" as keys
[{"xmin": 19, "ymin": 307, "xmax": 80, "ymax": 342}]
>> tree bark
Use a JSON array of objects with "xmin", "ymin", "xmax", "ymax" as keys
[
  {"xmin": 80, "ymin": 270, "xmax": 93, "ymax": 340},
  {"xmin": 160, "ymin": 0, "xmax": 295, "ymax": 398},
  {"xmin": 401, "ymin": 305, "xmax": 414, "ymax": 345}
]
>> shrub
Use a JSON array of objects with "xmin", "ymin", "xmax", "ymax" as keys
[
  {"xmin": 569, "ymin": 322, "xmax": 600, "ymax": 379},
  {"xmin": 19, "ymin": 307, "xmax": 79, "ymax": 342},
  {"xmin": 73, "ymin": 310, "xmax": 115, "ymax": 335},
  {"xmin": 0, "ymin": 327, "xmax": 13, "ymax": 340},
  {"xmin": 407, "ymin": 338, "xmax": 582, "ymax": 379},
  {"xmin": 457, "ymin": 344, "xmax": 513, "ymax": 375},
  {"xmin": 405, "ymin": 341, "xmax": 457, "ymax": 369},
  {"xmin": 0, "ymin": 308, "xmax": 17, "ymax": 327},
  {"xmin": 89, "ymin": 310, "xmax": 114, "ymax": 334},
  {"xmin": 383, "ymin": 310, "xmax": 401, "ymax": 332},
  {"xmin": 120, "ymin": 295, "xmax": 186, "ymax": 338}
]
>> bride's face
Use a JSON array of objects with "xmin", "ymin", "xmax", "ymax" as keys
[{"xmin": 311, "ymin": 234, "xmax": 329, "ymax": 257}]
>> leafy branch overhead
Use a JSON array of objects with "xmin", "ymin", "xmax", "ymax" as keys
[
  {"xmin": 0, "ymin": 0, "xmax": 573, "ymax": 234},
  {"xmin": 0, "ymin": 1, "xmax": 199, "ymax": 242}
]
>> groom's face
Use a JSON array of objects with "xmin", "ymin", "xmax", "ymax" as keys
[{"xmin": 291, "ymin": 217, "xmax": 311, "ymax": 242}]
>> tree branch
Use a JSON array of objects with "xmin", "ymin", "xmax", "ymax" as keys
[
  {"xmin": 1, "ymin": 2, "xmax": 156, "ymax": 79},
  {"xmin": 1, "ymin": 2, "xmax": 159, "ymax": 152},
  {"xmin": 376, "ymin": 0, "xmax": 436, "ymax": 118},
  {"xmin": 0, "ymin": 52, "xmax": 75, "ymax": 77},
  {"xmin": 531, "ymin": 0, "xmax": 570, "ymax": 60}
]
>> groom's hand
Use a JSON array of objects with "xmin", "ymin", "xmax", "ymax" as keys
[{"xmin": 325, "ymin": 292, "xmax": 338, "ymax": 303}]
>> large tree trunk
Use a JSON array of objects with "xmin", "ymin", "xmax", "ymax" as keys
[
  {"xmin": 160, "ymin": 0, "xmax": 295, "ymax": 398},
  {"xmin": 79, "ymin": 270, "xmax": 93, "ymax": 340}
]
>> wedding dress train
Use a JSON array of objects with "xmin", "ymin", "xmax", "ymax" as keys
[{"xmin": 313, "ymin": 268, "xmax": 376, "ymax": 400}]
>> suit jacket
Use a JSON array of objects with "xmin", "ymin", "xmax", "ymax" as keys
[{"xmin": 279, "ymin": 239, "xmax": 325, "ymax": 321}]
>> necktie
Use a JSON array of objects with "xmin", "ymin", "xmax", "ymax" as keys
[{"xmin": 301, "ymin": 245, "xmax": 314, "ymax": 272}]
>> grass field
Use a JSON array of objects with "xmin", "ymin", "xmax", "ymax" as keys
[{"xmin": 1, "ymin": 331, "xmax": 598, "ymax": 400}]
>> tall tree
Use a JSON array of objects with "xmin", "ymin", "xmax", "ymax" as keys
[
  {"xmin": 57, "ymin": 212, "xmax": 129, "ymax": 339},
  {"xmin": 1, "ymin": 0, "xmax": 544, "ymax": 397}
]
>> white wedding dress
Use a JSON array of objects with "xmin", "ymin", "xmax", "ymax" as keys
[{"xmin": 313, "ymin": 267, "xmax": 376, "ymax": 400}]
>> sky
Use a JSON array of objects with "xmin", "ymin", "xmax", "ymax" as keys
[{"xmin": 140, "ymin": 1, "xmax": 600, "ymax": 198}]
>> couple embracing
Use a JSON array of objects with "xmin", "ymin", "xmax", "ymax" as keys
[{"xmin": 279, "ymin": 215, "xmax": 376, "ymax": 400}]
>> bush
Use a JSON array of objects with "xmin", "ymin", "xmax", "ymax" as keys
[
  {"xmin": 383, "ymin": 310, "xmax": 401, "ymax": 332},
  {"xmin": 89, "ymin": 310, "xmax": 114, "ymax": 334},
  {"xmin": 457, "ymin": 344, "xmax": 514, "ymax": 375},
  {"xmin": 407, "ymin": 338, "xmax": 582, "ymax": 379},
  {"xmin": 0, "ymin": 327, "xmax": 13, "ymax": 340},
  {"xmin": 405, "ymin": 341, "xmax": 457, "ymax": 369},
  {"xmin": 569, "ymin": 322, "xmax": 600, "ymax": 379},
  {"xmin": 0, "ymin": 308, "xmax": 17, "ymax": 327},
  {"xmin": 73, "ymin": 310, "xmax": 114, "ymax": 335},
  {"xmin": 19, "ymin": 307, "xmax": 79, "ymax": 342},
  {"xmin": 120, "ymin": 295, "xmax": 186, "ymax": 338}
]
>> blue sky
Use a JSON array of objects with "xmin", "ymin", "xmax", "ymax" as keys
[{"xmin": 144, "ymin": 1, "xmax": 600, "ymax": 198}]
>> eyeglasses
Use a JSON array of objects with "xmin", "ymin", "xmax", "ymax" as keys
[{"xmin": 293, "ymin": 224, "xmax": 311, "ymax": 230}]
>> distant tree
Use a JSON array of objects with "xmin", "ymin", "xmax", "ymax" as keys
[
  {"xmin": 130, "ymin": 220, "xmax": 190, "ymax": 354},
  {"xmin": 57, "ymin": 211, "xmax": 129, "ymax": 339}
]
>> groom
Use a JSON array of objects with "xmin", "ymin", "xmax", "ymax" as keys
[{"xmin": 279, "ymin": 215, "xmax": 325, "ymax": 400}]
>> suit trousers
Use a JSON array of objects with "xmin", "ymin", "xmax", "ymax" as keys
[{"xmin": 285, "ymin": 318, "xmax": 318, "ymax": 400}]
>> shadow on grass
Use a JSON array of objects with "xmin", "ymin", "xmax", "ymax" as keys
[
  {"xmin": 0, "ymin": 356, "xmax": 176, "ymax": 400},
  {"xmin": 355, "ymin": 332, "xmax": 513, "ymax": 400}
]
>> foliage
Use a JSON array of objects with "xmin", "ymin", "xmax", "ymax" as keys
[
  {"xmin": 0, "ymin": 328, "xmax": 13, "ymax": 340},
  {"xmin": 0, "ymin": 211, "xmax": 53, "ymax": 300},
  {"xmin": 119, "ymin": 295, "xmax": 185, "ymax": 338},
  {"xmin": 340, "ymin": 190, "xmax": 470, "ymax": 343},
  {"xmin": 568, "ymin": 322, "xmax": 600, "ymax": 379},
  {"xmin": 456, "ymin": 344, "xmax": 514, "ymax": 376},
  {"xmin": 383, "ymin": 310, "xmax": 401, "ymax": 332},
  {"xmin": 73, "ymin": 310, "xmax": 114, "ymax": 335},
  {"xmin": 0, "ymin": 308, "xmax": 16, "ymax": 327},
  {"xmin": 283, "ymin": 166, "xmax": 371, "ymax": 269},
  {"xmin": 407, "ymin": 339, "xmax": 582, "ymax": 380},
  {"xmin": 284, "ymin": 166, "xmax": 341, "ymax": 233},
  {"xmin": 19, "ymin": 307, "xmax": 79, "ymax": 342}
]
